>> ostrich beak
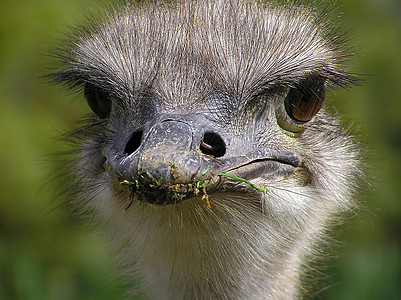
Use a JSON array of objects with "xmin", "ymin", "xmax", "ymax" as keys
[{"xmin": 103, "ymin": 118, "xmax": 301, "ymax": 205}]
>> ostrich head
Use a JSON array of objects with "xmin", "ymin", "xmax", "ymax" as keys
[{"xmin": 52, "ymin": 0, "xmax": 359, "ymax": 298}]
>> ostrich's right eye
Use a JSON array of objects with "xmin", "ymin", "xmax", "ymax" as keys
[
  {"xmin": 83, "ymin": 83, "xmax": 112, "ymax": 119},
  {"xmin": 284, "ymin": 80, "xmax": 325, "ymax": 123}
]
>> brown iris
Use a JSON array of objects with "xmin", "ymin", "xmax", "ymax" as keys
[{"xmin": 284, "ymin": 80, "xmax": 325, "ymax": 122}]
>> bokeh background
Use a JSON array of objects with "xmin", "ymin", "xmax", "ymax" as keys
[{"xmin": 0, "ymin": 0, "xmax": 400, "ymax": 299}]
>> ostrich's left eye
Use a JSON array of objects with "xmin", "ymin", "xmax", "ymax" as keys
[
  {"xmin": 284, "ymin": 81, "xmax": 325, "ymax": 122},
  {"xmin": 83, "ymin": 82, "xmax": 112, "ymax": 119}
]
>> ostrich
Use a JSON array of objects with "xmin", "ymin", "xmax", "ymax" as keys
[{"xmin": 51, "ymin": 0, "xmax": 360, "ymax": 298}]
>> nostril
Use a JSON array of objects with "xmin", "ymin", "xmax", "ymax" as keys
[
  {"xmin": 199, "ymin": 132, "xmax": 226, "ymax": 158},
  {"xmin": 125, "ymin": 130, "xmax": 143, "ymax": 155}
]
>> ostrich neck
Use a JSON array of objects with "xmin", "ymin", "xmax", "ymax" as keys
[{"xmin": 103, "ymin": 192, "xmax": 314, "ymax": 299}]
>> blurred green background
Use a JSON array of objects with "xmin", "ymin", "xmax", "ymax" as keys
[{"xmin": 0, "ymin": 0, "xmax": 400, "ymax": 299}]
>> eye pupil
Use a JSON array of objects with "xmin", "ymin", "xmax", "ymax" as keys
[
  {"xmin": 84, "ymin": 83, "xmax": 112, "ymax": 119},
  {"xmin": 285, "ymin": 81, "xmax": 325, "ymax": 122}
]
